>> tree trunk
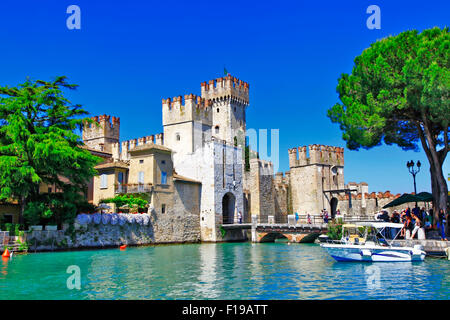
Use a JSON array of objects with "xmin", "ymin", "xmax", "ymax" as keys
[
  {"xmin": 416, "ymin": 120, "xmax": 448, "ymax": 223},
  {"xmin": 19, "ymin": 196, "xmax": 26, "ymax": 226}
]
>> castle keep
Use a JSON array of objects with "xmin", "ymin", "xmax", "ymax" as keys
[{"xmin": 81, "ymin": 74, "xmax": 408, "ymax": 243}]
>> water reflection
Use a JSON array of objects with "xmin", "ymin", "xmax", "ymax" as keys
[
  {"xmin": 0, "ymin": 243, "xmax": 448, "ymax": 300},
  {"xmin": 194, "ymin": 244, "xmax": 219, "ymax": 299}
]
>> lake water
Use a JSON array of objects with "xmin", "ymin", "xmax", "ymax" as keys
[{"xmin": 0, "ymin": 242, "xmax": 449, "ymax": 300}]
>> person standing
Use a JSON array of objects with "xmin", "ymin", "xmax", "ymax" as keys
[
  {"xmin": 403, "ymin": 215, "xmax": 414, "ymax": 239},
  {"xmin": 294, "ymin": 212, "xmax": 299, "ymax": 225},
  {"xmin": 323, "ymin": 210, "xmax": 329, "ymax": 224},
  {"xmin": 410, "ymin": 213, "xmax": 422, "ymax": 239},
  {"xmin": 237, "ymin": 211, "xmax": 242, "ymax": 224},
  {"xmin": 390, "ymin": 211, "xmax": 400, "ymax": 239},
  {"xmin": 437, "ymin": 209, "xmax": 447, "ymax": 241}
]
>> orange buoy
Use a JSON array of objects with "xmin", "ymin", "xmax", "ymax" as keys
[
  {"xmin": 2, "ymin": 249, "xmax": 10, "ymax": 258},
  {"xmin": 119, "ymin": 245, "xmax": 127, "ymax": 250}
]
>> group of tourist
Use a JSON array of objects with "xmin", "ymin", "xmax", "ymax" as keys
[{"xmin": 376, "ymin": 206, "xmax": 448, "ymax": 241}]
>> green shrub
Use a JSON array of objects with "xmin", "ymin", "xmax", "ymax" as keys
[{"xmin": 327, "ymin": 218, "xmax": 343, "ymax": 240}]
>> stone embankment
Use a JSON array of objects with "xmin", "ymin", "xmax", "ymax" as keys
[
  {"xmin": 24, "ymin": 212, "xmax": 200, "ymax": 252},
  {"xmin": 391, "ymin": 239, "xmax": 450, "ymax": 256}
]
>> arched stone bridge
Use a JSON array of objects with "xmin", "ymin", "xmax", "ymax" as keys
[
  {"xmin": 254, "ymin": 223, "xmax": 328, "ymax": 243},
  {"xmin": 221, "ymin": 221, "xmax": 328, "ymax": 243}
]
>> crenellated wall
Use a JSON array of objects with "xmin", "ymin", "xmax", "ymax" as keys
[
  {"xmin": 82, "ymin": 115, "xmax": 120, "ymax": 153},
  {"xmin": 289, "ymin": 145, "xmax": 344, "ymax": 168},
  {"xmin": 200, "ymin": 74, "xmax": 249, "ymax": 104},
  {"xmin": 335, "ymin": 191, "xmax": 426, "ymax": 216}
]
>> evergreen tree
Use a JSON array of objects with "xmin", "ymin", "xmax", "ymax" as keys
[
  {"xmin": 0, "ymin": 76, "xmax": 101, "ymax": 226},
  {"xmin": 327, "ymin": 27, "xmax": 449, "ymax": 219}
]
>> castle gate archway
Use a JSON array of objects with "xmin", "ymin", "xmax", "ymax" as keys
[
  {"xmin": 222, "ymin": 192, "xmax": 236, "ymax": 224},
  {"xmin": 330, "ymin": 197, "xmax": 338, "ymax": 219}
]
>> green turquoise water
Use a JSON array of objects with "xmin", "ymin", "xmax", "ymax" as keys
[{"xmin": 0, "ymin": 242, "xmax": 449, "ymax": 299}]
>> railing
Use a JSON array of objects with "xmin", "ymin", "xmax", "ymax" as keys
[
  {"xmin": 249, "ymin": 214, "xmax": 376, "ymax": 225},
  {"xmin": 115, "ymin": 184, "xmax": 152, "ymax": 194}
]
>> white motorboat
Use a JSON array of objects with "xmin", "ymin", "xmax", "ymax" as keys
[{"xmin": 321, "ymin": 221, "xmax": 426, "ymax": 262}]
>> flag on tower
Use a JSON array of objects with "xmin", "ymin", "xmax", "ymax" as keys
[{"xmin": 224, "ymin": 67, "xmax": 230, "ymax": 76}]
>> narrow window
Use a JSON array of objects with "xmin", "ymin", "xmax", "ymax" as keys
[
  {"xmin": 176, "ymin": 134, "xmax": 180, "ymax": 141},
  {"xmin": 161, "ymin": 171, "xmax": 167, "ymax": 185},
  {"xmin": 138, "ymin": 171, "xmax": 144, "ymax": 184},
  {"xmin": 118, "ymin": 172, "xmax": 124, "ymax": 184},
  {"xmin": 215, "ymin": 126, "xmax": 220, "ymax": 134},
  {"xmin": 217, "ymin": 108, "xmax": 220, "ymax": 113},
  {"xmin": 161, "ymin": 204, "xmax": 166, "ymax": 214},
  {"xmin": 100, "ymin": 174, "xmax": 108, "ymax": 189}
]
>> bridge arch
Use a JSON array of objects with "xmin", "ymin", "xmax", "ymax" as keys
[
  {"xmin": 259, "ymin": 232, "xmax": 288, "ymax": 243},
  {"xmin": 257, "ymin": 231, "xmax": 323, "ymax": 243}
]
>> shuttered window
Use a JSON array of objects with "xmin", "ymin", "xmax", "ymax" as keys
[
  {"xmin": 100, "ymin": 174, "xmax": 108, "ymax": 189},
  {"xmin": 138, "ymin": 171, "xmax": 145, "ymax": 184}
]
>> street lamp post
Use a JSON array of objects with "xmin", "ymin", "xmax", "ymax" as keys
[{"xmin": 406, "ymin": 160, "xmax": 421, "ymax": 207}]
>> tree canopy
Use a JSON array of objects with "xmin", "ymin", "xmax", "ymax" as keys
[
  {"xmin": 0, "ymin": 76, "xmax": 101, "ymax": 226},
  {"xmin": 327, "ymin": 27, "xmax": 449, "ymax": 215}
]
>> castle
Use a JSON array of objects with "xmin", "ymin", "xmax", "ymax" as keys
[{"xmin": 81, "ymin": 74, "xmax": 409, "ymax": 242}]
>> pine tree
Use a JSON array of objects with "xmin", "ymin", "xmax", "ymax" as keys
[{"xmin": 0, "ymin": 76, "xmax": 101, "ymax": 226}]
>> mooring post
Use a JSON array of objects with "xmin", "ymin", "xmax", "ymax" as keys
[{"xmin": 251, "ymin": 215, "xmax": 257, "ymax": 243}]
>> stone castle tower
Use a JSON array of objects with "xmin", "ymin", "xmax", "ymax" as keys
[
  {"xmin": 162, "ymin": 94, "xmax": 212, "ymax": 154},
  {"xmin": 288, "ymin": 145, "xmax": 345, "ymax": 217},
  {"xmin": 82, "ymin": 115, "xmax": 120, "ymax": 153},
  {"xmin": 201, "ymin": 75, "xmax": 249, "ymax": 148}
]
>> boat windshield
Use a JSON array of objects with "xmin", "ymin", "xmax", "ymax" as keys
[{"xmin": 341, "ymin": 225, "xmax": 366, "ymax": 245}]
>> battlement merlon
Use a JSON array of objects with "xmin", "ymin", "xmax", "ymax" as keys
[
  {"xmin": 200, "ymin": 74, "xmax": 249, "ymax": 105},
  {"xmin": 250, "ymin": 158, "xmax": 274, "ymax": 176},
  {"xmin": 309, "ymin": 144, "xmax": 344, "ymax": 166},
  {"xmin": 82, "ymin": 114, "xmax": 120, "ymax": 145},
  {"xmin": 288, "ymin": 145, "xmax": 344, "ymax": 168},
  {"xmin": 162, "ymin": 94, "xmax": 212, "ymax": 127}
]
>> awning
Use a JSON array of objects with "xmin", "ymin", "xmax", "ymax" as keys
[{"xmin": 382, "ymin": 193, "xmax": 428, "ymax": 208}]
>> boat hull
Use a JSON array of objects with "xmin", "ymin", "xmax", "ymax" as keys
[{"xmin": 321, "ymin": 244, "xmax": 425, "ymax": 262}]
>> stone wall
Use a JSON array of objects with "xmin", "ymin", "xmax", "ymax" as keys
[
  {"xmin": 336, "ymin": 191, "xmax": 430, "ymax": 216},
  {"xmin": 249, "ymin": 159, "xmax": 275, "ymax": 223},
  {"xmin": 24, "ymin": 212, "xmax": 200, "ymax": 252}
]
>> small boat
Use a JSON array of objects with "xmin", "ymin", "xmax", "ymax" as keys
[
  {"xmin": 321, "ymin": 221, "xmax": 426, "ymax": 262},
  {"xmin": 317, "ymin": 235, "xmax": 330, "ymax": 243},
  {"xmin": 119, "ymin": 245, "xmax": 127, "ymax": 250}
]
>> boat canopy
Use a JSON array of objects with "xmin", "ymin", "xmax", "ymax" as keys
[
  {"xmin": 353, "ymin": 221, "xmax": 404, "ymax": 229},
  {"xmin": 342, "ymin": 224, "xmax": 358, "ymax": 228}
]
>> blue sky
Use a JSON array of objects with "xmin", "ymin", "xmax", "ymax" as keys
[{"xmin": 0, "ymin": 0, "xmax": 448, "ymax": 194}]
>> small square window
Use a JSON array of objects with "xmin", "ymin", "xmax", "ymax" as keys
[
  {"xmin": 161, "ymin": 160, "xmax": 166, "ymax": 165},
  {"xmin": 139, "ymin": 159, "xmax": 144, "ymax": 164},
  {"xmin": 3, "ymin": 215, "xmax": 13, "ymax": 224}
]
